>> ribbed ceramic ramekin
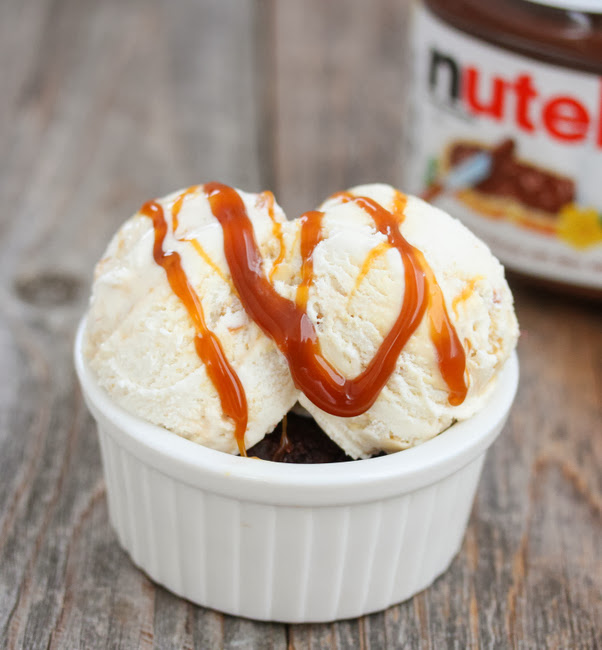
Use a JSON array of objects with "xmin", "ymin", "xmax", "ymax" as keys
[{"xmin": 74, "ymin": 318, "xmax": 518, "ymax": 623}]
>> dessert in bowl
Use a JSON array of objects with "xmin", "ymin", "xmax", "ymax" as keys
[{"xmin": 75, "ymin": 182, "xmax": 519, "ymax": 622}]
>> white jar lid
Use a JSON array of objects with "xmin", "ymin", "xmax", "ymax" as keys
[{"xmin": 522, "ymin": 0, "xmax": 602, "ymax": 13}]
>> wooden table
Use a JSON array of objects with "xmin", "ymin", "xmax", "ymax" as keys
[{"xmin": 1, "ymin": 0, "xmax": 600, "ymax": 647}]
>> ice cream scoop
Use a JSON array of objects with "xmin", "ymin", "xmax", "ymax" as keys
[
  {"xmin": 295, "ymin": 184, "xmax": 519, "ymax": 458},
  {"xmin": 84, "ymin": 186, "xmax": 299, "ymax": 455}
]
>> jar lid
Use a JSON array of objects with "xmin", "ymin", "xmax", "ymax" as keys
[{"xmin": 522, "ymin": 0, "xmax": 602, "ymax": 13}]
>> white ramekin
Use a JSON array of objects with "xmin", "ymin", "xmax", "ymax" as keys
[{"xmin": 74, "ymin": 318, "xmax": 518, "ymax": 623}]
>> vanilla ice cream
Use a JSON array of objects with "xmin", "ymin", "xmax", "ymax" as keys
[
  {"xmin": 84, "ymin": 181, "xmax": 518, "ymax": 461},
  {"xmin": 294, "ymin": 184, "xmax": 519, "ymax": 459},
  {"xmin": 84, "ymin": 186, "xmax": 299, "ymax": 454}
]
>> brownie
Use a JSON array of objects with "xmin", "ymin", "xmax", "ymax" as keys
[{"xmin": 247, "ymin": 413, "xmax": 353, "ymax": 463}]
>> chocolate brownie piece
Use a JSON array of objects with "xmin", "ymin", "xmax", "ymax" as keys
[{"xmin": 247, "ymin": 413, "xmax": 353, "ymax": 463}]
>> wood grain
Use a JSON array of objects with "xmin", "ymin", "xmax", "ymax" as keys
[
  {"xmin": 0, "ymin": 0, "xmax": 600, "ymax": 648},
  {"xmin": 273, "ymin": 0, "xmax": 409, "ymax": 217}
]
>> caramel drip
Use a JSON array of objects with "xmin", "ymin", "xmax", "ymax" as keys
[
  {"xmin": 452, "ymin": 276, "xmax": 483, "ymax": 318},
  {"xmin": 187, "ymin": 239, "xmax": 233, "ymax": 288},
  {"xmin": 258, "ymin": 191, "xmax": 287, "ymax": 283},
  {"xmin": 331, "ymin": 189, "xmax": 408, "ymax": 223},
  {"xmin": 329, "ymin": 190, "xmax": 467, "ymax": 406},
  {"xmin": 140, "ymin": 199, "xmax": 249, "ymax": 456},
  {"xmin": 205, "ymin": 182, "xmax": 467, "ymax": 415},
  {"xmin": 415, "ymin": 248, "xmax": 467, "ymax": 406},
  {"xmin": 296, "ymin": 211, "xmax": 324, "ymax": 309},
  {"xmin": 464, "ymin": 338, "xmax": 473, "ymax": 355},
  {"xmin": 170, "ymin": 187, "xmax": 233, "ymax": 289},
  {"xmin": 171, "ymin": 185, "xmax": 200, "ymax": 233},
  {"xmin": 273, "ymin": 414, "xmax": 290, "ymax": 462},
  {"xmin": 348, "ymin": 241, "xmax": 392, "ymax": 302}
]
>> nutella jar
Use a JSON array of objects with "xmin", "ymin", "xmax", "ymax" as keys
[{"xmin": 404, "ymin": 0, "xmax": 602, "ymax": 295}]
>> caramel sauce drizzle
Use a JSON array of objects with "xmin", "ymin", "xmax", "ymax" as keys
[
  {"xmin": 296, "ymin": 211, "xmax": 324, "ymax": 309},
  {"xmin": 452, "ymin": 276, "xmax": 483, "ymax": 319},
  {"xmin": 416, "ymin": 247, "xmax": 467, "ymax": 406},
  {"xmin": 170, "ymin": 186, "xmax": 234, "ymax": 289},
  {"xmin": 187, "ymin": 239, "xmax": 233, "ymax": 288},
  {"xmin": 331, "ymin": 190, "xmax": 467, "ymax": 407},
  {"xmin": 140, "ymin": 199, "xmax": 249, "ymax": 456},
  {"xmin": 171, "ymin": 185, "xmax": 200, "ymax": 233},
  {"xmin": 348, "ymin": 241, "xmax": 392, "ymax": 302},
  {"xmin": 273, "ymin": 414, "xmax": 291, "ymax": 462},
  {"xmin": 204, "ymin": 182, "xmax": 468, "ymax": 417},
  {"xmin": 141, "ymin": 182, "xmax": 468, "ymax": 453},
  {"xmin": 258, "ymin": 191, "xmax": 288, "ymax": 283}
]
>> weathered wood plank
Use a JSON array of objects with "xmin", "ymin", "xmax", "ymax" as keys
[
  {"xmin": 0, "ymin": 0, "xmax": 600, "ymax": 647},
  {"xmin": 273, "ymin": 0, "xmax": 410, "ymax": 217}
]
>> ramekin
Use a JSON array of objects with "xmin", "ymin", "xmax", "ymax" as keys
[{"xmin": 74, "ymin": 318, "xmax": 518, "ymax": 623}]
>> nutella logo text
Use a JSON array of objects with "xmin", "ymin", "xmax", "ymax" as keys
[{"xmin": 428, "ymin": 48, "xmax": 602, "ymax": 147}]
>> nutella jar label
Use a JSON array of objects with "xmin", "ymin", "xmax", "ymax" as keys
[{"xmin": 404, "ymin": 4, "xmax": 602, "ymax": 290}]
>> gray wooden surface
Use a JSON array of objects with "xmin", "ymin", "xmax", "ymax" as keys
[{"xmin": 1, "ymin": 0, "xmax": 600, "ymax": 648}]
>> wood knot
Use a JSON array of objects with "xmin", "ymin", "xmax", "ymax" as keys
[{"xmin": 14, "ymin": 271, "xmax": 83, "ymax": 307}]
